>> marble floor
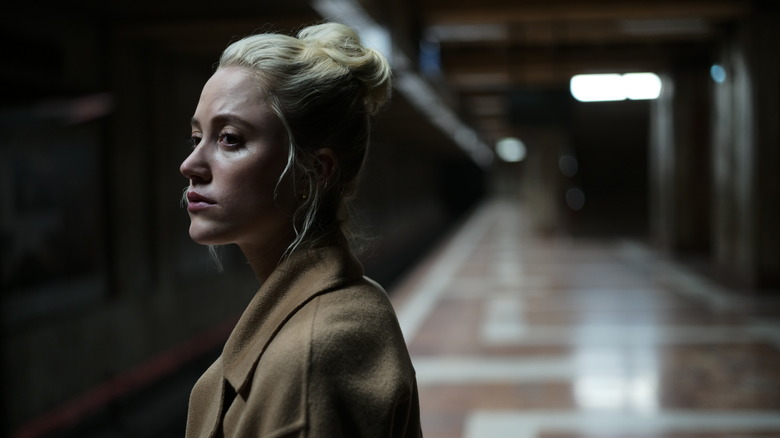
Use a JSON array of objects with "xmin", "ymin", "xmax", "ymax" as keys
[{"xmin": 389, "ymin": 198, "xmax": 780, "ymax": 438}]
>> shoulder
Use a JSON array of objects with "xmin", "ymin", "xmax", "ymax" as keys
[
  {"xmin": 314, "ymin": 277, "xmax": 397, "ymax": 323},
  {"xmin": 309, "ymin": 277, "xmax": 408, "ymax": 354},
  {"xmin": 304, "ymin": 276, "xmax": 415, "ymax": 380},
  {"xmin": 302, "ymin": 278, "xmax": 421, "ymax": 436}
]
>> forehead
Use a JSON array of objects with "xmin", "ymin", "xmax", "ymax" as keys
[
  {"xmin": 206, "ymin": 66, "xmax": 258, "ymax": 91},
  {"xmin": 195, "ymin": 67, "xmax": 268, "ymax": 119}
]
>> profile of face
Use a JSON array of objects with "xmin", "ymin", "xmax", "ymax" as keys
[{"xmin": 180, "ymin": 67, "xmax": 296, "ymax": 252}]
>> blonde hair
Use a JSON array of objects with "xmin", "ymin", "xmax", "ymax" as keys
[{"xmin": 218, "ymin": 22, "xmax": 392, "ymax": 257}]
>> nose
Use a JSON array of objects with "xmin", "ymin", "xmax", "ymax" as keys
[{"xmin": 180, "ymin": 146, "xmax": 211, "ymax": 183}]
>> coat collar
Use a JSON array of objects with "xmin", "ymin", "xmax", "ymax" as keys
[{"xmin": 221, "ymin": 244, "xmax": 364, "ymax": 393}]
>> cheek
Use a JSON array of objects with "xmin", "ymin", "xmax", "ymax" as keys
[
  {"xmin": 232, "ymin": 151, "xmax": 293, "ymax": 207},
  {"xmin": 230, "ymin": 171, "xmax": 279, "ymax": 207}
]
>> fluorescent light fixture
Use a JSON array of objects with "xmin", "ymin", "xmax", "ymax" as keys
[
  {"xmin": 623, "ymin": 73, "xmax": 663, "ymax": 100},
  {"xmin": 570, "ymin": 74, "xmax": 625, "ymax": 102},
  {"xmin": 570, "ymin": 73, "xmax": 662, "ymax": 102}
]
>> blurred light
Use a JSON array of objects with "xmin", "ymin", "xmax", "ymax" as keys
[
  {"xmin": 395, "ymin": 73, "xmax": 494, "ymax": 166},
  {"xmin": 496, "ymin": 137, "xmax": 527, "ymax": 163},
  {"xmin": 710, "ymin": 64, "xmax": 727, "ymax": 84},
  {"xmin": 623, "ymin": 73, "xmax": 663, "ymax": 100},
  {"xmin": 574, "ymin": 347, "xmax": 659, "ymax": 414},
  {"xmin": 559, "ymin": 155, "xmax": 579, "ymax": 177},
  {"xmin": 313, "ymin": 0, "xmax": 393, "ymax": 64},
  {"xmin": 575, "ymin": 374, "xmax": 659, "ymax": 413},
  {"xmin": 419, "ymin": 40, "xmax": 442, "ymax": 76},
  {"xmin": 566, "ymin": 187, "xmax": 586, "ymax": 211},
  {"xmin": 360, "ymin": 27, "xmax": 393, "ymax": 64},
  {"xmin": 570, "ymin": 74, "xmax": 624, "ymax": 102},
  {"xmin": 455, "ymin": 127, "xmax": 477, "ymax": 147},
  {"xmin": 570, "ymin": 73, "xmax": 662, "ymax": 102}
]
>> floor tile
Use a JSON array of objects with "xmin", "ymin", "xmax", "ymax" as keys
[{"xmin": 390, "ymin": 198, "xmax": 780, "ymax": 438}]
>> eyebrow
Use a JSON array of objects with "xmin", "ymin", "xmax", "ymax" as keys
[{"xmin": 190, "ymin": 113, "xmax": 253, "ymax": 129}]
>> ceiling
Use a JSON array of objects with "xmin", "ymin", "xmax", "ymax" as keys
[
  {"xmin": 369, "ymin": 0, "xmax": 755, "ymax": 149},
  {"xmin": 2, "ymin": 0, "xmax": 759, "ymax": 162}
]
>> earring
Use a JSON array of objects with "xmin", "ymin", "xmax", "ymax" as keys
[{"xmin": 299, "ymin": 191, "xmax": 309, "ymax": 200}]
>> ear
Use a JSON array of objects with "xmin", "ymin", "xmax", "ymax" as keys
[{"xmin": 313, "ymin": 148, "xmax": 338, "ymax": 184}]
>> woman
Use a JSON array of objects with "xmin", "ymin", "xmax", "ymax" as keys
[{"xmin": 180, "ymin": 22, "xmax": 422, "ymax": 437}]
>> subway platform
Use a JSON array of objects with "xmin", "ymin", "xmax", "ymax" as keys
[{"xmin": 389, "ymin": 197, "xmax": 780, "ymax": 438}]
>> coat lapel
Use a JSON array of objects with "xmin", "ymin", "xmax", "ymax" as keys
[{"xmin": 185, "ymin": 358, "xmax": 226, "ymax": 438}]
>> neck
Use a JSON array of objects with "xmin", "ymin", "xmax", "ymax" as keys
[{"xmin": 239, "ymin": 236, "xmax": 291, "ymax": 284}]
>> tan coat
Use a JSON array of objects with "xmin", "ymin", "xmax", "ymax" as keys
[{"xmin": 185, "ymin": 245, "xmax": 422, "ymax": 437}]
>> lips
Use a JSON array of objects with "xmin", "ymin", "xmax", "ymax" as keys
[{"xmin": 186, "ymin": 191, "xmax": 216, "ymax": 212}]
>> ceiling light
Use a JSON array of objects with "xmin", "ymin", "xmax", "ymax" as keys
[
  {"xmin": 570, "ymin": 73, "xmax": 662, "ymax": 102},
  {"xmin": 623, "ymin": 73, "xmax": 663, "ymax": 100},
  {"xmin": 496, "ymin": 137, "xmax": 527, "ymax": 163}
]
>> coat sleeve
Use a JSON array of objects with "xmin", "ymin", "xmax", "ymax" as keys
[{"xmin": 305, "ymin": 289, "xmax": 422, "ymax": 438}]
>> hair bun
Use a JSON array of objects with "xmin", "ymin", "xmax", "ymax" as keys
[{"xmin": 298, "ymin": 23, "xmax": 392, "ymax": 115}]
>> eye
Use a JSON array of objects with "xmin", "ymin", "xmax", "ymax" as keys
[
  {"xmin": 189, "ymin": 134, "xmax": 202, "ymax": 148},
  {"xmin": 218, "ymin": 132, "xmax": 243, "ymax": 148}
]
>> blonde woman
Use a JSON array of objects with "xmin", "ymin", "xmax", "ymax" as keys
[{"xmin": 180, "ymin": 22, "xmax": 421, "ymax": 437}]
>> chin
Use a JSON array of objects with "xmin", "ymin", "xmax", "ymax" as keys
[
  {"xmin": 188, "ymin": 224, "xmax": 229, "ymax": 246},
  {"xmin": 189, "ymin": 234, "xmax": 217, "ymax": 245}
]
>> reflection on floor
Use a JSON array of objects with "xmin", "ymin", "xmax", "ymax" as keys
[{"xmin": 389, "ymin": 198, "xmax": 780, "ymax": 438}]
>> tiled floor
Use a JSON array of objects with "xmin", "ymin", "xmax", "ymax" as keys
[{"xmin": 389, "ymin": 198, "xmax": 780, "ymax": 438}]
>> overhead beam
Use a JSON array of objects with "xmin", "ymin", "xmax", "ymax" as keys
[
  {"xmin": 421, "ymin": 0, "xmax": 751, "ymax": 24},
  {"xmin": 438, "ymin": 43, "xmax": 709, "ymax": 88}
]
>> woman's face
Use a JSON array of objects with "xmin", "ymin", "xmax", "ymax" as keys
[{"xmin": 180, "ymin": 67, "xmax": 295, "ymax": 251}]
